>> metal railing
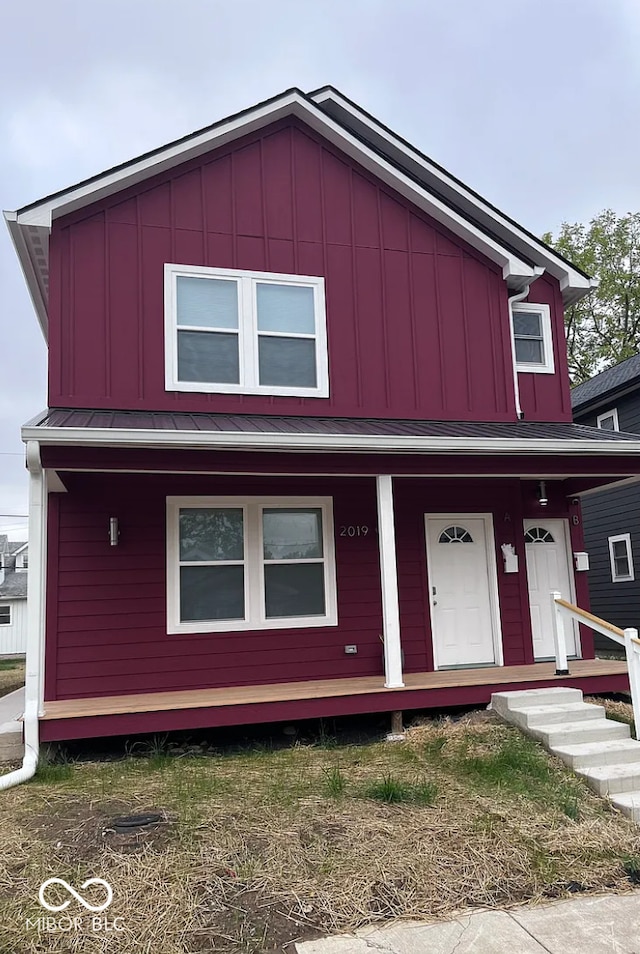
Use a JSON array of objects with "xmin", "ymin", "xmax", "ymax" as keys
[{"xmin": 551, "ymin": 591, "xmax": 640, "ymax": 737}]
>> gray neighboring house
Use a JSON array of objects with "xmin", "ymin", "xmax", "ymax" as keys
[
  {"xmin": 0, "ymin": 536, "xmax": 28, "ymax": 656},
  {"xmin": 572, "ymin": 354, "xmax": 640, "ymax": 650}
]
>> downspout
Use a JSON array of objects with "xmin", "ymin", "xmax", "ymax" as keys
[
  {"xmin": 507, "ymin": 267, "xmax": 545, "ymax": 420},
  {"xmin": 0, "ymin": 441, "xmax": 45, "ymax": 790}
]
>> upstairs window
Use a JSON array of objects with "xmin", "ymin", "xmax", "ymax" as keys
[
  {"xmin": 597, "ymin": 408, "xmax": 619, "ymax": 431},
  {"xmin": 0, "ymin": 606, "xmax": 10, "ymax": 626},
  {"xmin": 609, "ymin": 533, "xmax": 634, "ymax": 582},
  {"xmin": 164, "ymin": 265, "xmax": 329, "ymax": 397},
  {"xmin": 512, "ymin": 303, "xmax": 555, "ymax": 374}
]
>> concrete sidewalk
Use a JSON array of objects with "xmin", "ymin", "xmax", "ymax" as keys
[
  {"xmin": 0, "ymin": 687, "xmax": 24, "ymax": 725},
  {"xmin": 296, "ymin": 893, "xmax": 640, "ymax": 954}
]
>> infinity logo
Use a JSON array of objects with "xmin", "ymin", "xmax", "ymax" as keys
[{"xmin": 38, "ymin": 878, "xmax": 113, "ymax": 913}]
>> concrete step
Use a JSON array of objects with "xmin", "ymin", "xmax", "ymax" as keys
[
  {"xmin": 0, "ymin": 720, "xmax": 24, "ymax": 762},
  {"xmin": 610, "ymin": 791, "xmax": 640, "ymax": 823},
  {"xmin": 491, "ymin": 687, "xmax": 583, "ymax": 717},
  {"xmin": 553, "ymin": 738, "xmax": 640, "ymax": 771},
  {"xmin": 528, "ymin": 718, "xmax": 630, "ymax": 748},
  {"xmin": 506, "ymin": 702, "xmax": 604, "ymax": 730},
  {"xmin": 579, "ymin": 762, "xmax": 640, "ymax": 796}
]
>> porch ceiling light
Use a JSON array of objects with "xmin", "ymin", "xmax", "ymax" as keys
[{"xmin": 537, "ymin": 480, "xmax": 548, "ymax": 507}]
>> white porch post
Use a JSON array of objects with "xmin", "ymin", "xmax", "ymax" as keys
[{"xmin": 376, "ymin": 475, "xmax": 404, "ymax": 689}]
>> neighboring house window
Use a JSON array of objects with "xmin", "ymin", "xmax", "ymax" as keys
[
  {"xmin": 164, "ymin": 264, "xmax": 329, "ymax": 397},
  {"xmin": 16, "ymin": 554, "xmax": 28, "ymax": 571},
  {"xmin": 0, "ymin": 606, "xmax": 10, "ymax": 626},
  {"xmin": 597, "ymin": 408, "xmax": 619, "ymax": 431},
  {"xmin": 608, "ymin": 533, "xmax": 634, "ymax": 582},
  {"xmin": 166, "ymin": 497, "xmax": 338, "ymax": 634},
  {"xmin": 512, "ymin": 303, "xmax": 555, "ymax": 374}
]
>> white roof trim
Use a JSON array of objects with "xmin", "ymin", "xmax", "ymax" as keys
[
  {"xmin": 310, "ymin": 88, "xmax": 595, "ymax": 306},
  {"xmin": 21, "ymin": 422, "xmax": 640, "ymax": 457},
  {"xmin": 6, "ymin": 89, "xmax": 557, "ymax": 340}
]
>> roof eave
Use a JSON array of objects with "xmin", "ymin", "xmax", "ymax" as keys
[
  {"xmin": 21, "ymin": 422, "xmax": 640, "ymax": 457},
  {"xmin": 4, "ymin": 212, "xmax": 48, "ymax": 338}
]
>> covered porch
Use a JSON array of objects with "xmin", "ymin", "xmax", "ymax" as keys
[{"xmin": 20, "ymin": 410, "xmax": 640, "ymax": 741}]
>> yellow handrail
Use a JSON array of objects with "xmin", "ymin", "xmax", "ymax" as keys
[{"xmin": 554, "ymin": 597, "xmax": 625, "ymax": 638}]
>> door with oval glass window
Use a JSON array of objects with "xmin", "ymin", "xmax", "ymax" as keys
[
  {"xmin": 524, "ymin": 519, "xmax": 578, "ymax": 659},
  {"xmin": 425, "ymin": 516, "xmax": 498, "ymax": 669}
]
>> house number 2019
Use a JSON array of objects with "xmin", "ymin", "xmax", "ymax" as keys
[{"xmin": 340, "ymin": 525, "xmax": 370, "ymax": 537}]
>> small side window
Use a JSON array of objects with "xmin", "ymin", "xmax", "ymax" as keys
[
  {"xmin": 512, "ymin": 303, "xmax": 555, "ymax": 375},
  {"xmin": 597, "ymin": 408, "xmax": 619, "ymax": 431},
  {"xmin": 0, "ymin": 606, "xmax": 11, "ymax": 626},
  {"xmin": 609, "ymin": 533, "xmax": 634, "ymax": 582}
]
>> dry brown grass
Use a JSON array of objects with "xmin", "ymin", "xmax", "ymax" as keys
[
  {"xmin": 1, "ymin": 712, "xmax": 640, "ymax": 953},
  {"xmin": 0, "ymin": 660, "xmax": 25, "ymax": 698}
]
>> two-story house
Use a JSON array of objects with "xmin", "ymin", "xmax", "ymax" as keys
[
  {"xmin": 6, "ymin": 86, "xmax": 640, "ymax": 752},
  {"xmin": 572, "ymin": 354, "xmax": 640, "ymax": 649}
]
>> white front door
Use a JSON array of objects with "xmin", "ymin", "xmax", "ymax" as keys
[
  {"xmin": 426, "ymin": 516, "xmax": 498, "ymax": 669},
  {"xmin": 524, "ymin": 519, "xmax": 578, "ymax": 660}
]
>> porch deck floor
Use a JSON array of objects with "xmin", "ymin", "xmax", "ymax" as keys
[{"xmin": 41, "ymin": 659, "xmax": 628, "ymax": 721}]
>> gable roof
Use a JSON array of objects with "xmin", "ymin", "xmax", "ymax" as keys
[
  {"xmin": 0, "ymin": 570, "xmax": 28, "ymax": 600},
  {"xmin": 5, "ymin": 87, "xmax": 595, "ymax": 339},
  {"xmin": 572, "ymin": 354, "xmax": 640, "ymax": 413}
]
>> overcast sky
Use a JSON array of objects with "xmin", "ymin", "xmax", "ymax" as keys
[{"xmin": 2, "ymin": 0, "xmax": 640, "ymax": 532}]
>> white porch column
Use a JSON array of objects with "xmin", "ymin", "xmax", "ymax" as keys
[{"xmin": 376, "ymin": 475, "xmax": 404, "ymax": 688}]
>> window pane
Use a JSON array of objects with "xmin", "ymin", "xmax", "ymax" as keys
[
  {"xmin": 180, "ymin": 508, "xmax": 244, "ymax": 561},
  {"xmin": 180, "ymin": 565, "xmax": 244, "ymax": 621},
  {"xmin": 263, "ymin": 509, "xmax": 323, "ymax": 560},
  {"xmin": 513, "ymin": 311, "xmax": 542, "ymax": 337},
  {"xmin": 177, "ymin": 277, "xmax": 238, "ymax": 329},
  {"xmin": 264, "ymin": 563, "xmax": 325, "ymax": 618},
  {"xmin": 515, "ymin": 337, "xmax": 544, "ymax": 364},
  {"xmin": 0, "ymin": 607, "xmax": 10, "ymax": 625},
  {"xmin": 599, "ymin": 415, "xmax": 615, "ymax": 431},
  {"xmin": 256, "ymin": 283, "xmax": 315, "ymax": 333},
  {"xmin": 258, "ymin": 336, "xmax": 317, "ymax": 387},
  {"xmin": 178, "ymin": 330, "xmax": 240, "ymax": 383}
]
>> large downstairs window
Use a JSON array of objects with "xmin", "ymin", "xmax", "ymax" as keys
[
  {"xmin": 166, "ymin": 497, "xmax": 338, "ymax": 634},
  {"xmin": 164, "ymin": 264, "xmax": 329, "ymax": 397}
]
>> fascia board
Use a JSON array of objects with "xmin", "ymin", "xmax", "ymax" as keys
[
  {"xmin": 20, "ymin": 423, "xmax": 640, "ymax": 457},
  {"xmin": 310, "ymin": 88, "xmax": 596, "ymax": 303},
  {"xmin": 11, "ymin": 94, "xmax": 534, "ymax": 284}
]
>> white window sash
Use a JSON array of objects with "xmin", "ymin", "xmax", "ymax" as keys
[
  {"xmin": 0, "ymin": 606, "xmax": 11, "ymax": 626},
  {"xmin": 597, "ymin": 408, "xmax": 619, "ymax": 431},
  {"xmin": 166, "ymin": 496, "xmax": 338, "ymax": 634},
  {"xmin": 165, "ymin": 264, "xmax": 329, "ymax": 397},
  {"xmin": 512, "ymin": 302, "xmax": 555, "ymax": 375},
  {"xmin": 609, "ymin": 533, "xmax": 634, "ymax": 582}
]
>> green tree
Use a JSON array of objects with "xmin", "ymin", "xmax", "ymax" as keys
[{"xmin": 543, "ymin": 210, "xmax": 640, "ymax": 384}]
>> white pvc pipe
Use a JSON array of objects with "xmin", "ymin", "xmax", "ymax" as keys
[{"xmin": 0, "ymin": 442, "xmax": 45, "ymax": 790}]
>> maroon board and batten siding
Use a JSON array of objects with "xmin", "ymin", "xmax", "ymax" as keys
[
  {"xmin": 41, "ymin": 469, "xmax": 579, "ymax": 705},
  {"xmin": 47, "ymin": 118, "xmax": 571, "ymax": 423}
]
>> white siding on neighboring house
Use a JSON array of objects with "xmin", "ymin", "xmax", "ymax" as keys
[{"xmin": 0, "ymin": 599, "xmax": 27, "ymax": 655}]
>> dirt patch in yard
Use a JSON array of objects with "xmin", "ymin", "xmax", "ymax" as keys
[{"xmin": 1, "ymin": 711, "xmax": 640, "ymax": 952}]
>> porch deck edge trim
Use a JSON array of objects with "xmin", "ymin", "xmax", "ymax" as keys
[{"xmin": 40, "ymin": 660, "xmax": 628, "ymax": 721}]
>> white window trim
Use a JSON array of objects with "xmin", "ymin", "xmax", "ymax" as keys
[
  {"xmin": 0, "ymin": 605, "xmax": 11, "ymax": 626},
  {"xmin": 597, "ymin": 408, "xmax": 620, "ymax": 431},
  {"xmin": 512, "ymin": 302, "xmax": 555, "ymax": 375},
  {"xmin": 609, "ymin": 532, "xmax": 634, "ymax": 582},
  {"xmin": 166, "ymin": 495, "xmax": 338, "ymax": 635},
  {"xmin": 164, "ymin": 264, "xmax": 329, "ymax": 398}
]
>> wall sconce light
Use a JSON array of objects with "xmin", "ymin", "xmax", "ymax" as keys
[
  {"xmin": 109, "ymin": 517, "xmax": 120, "ymax": 546},
  {"xmin": 537, "ymin": 480, "xmax": 548, "ymax": 507}
]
